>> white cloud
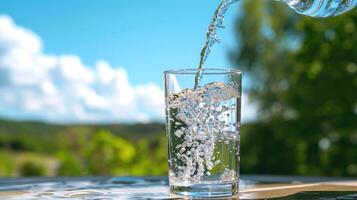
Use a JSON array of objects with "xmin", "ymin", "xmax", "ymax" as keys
[
  {"xmin": 0, "ymin": 15, "xmax": 164, "ymax": 123},
  {"xmin": 0, "ymin": 15, "xmax": 256, "ymax": 123}
]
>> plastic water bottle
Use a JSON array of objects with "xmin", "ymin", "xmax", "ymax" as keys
[{"xmin": 280, "ymin": 0, "xmax": 357, "ymax": 17}]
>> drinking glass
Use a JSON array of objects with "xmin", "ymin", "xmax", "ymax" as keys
[{"xmin": 164, "ymin": 68, "xmax": 242, "ymax": 198}]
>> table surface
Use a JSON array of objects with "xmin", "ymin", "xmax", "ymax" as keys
[{"xmin": 0, "ymin": 175, "xmax": 356, "ymax": 199}]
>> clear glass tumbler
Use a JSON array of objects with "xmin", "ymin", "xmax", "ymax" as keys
[{"xmin": 164, "ymin": 68, "xmax": 242, "ymax": 198}]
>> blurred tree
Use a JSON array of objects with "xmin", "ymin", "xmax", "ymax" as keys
[
  {"xmin": 130, "ymin": 134, "xmax": 168, "ymax": 175},
  {"xmin": 82, "ymin": 130, "xmax": 136, "ymax": 175},
  {"xmin": 56, "ymin": 150, "xmax": 84, "ymax": 176},
  {"xmin": 0, "ymin": 151, "xmax": 13, "ymax": 176},
  {"xmin": 233, "ymin": 0, "xmax": 357, "ymax": 176},
  {"xmin": 19, "ymin": 160, "xmax": 46, "ymax": 176}
]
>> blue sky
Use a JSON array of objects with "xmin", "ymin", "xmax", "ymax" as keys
[
  {"xmin": 0, "ymin": 0, "xmax": 256, "ymax": 123},
  {"xmin": 0, "ymin": 0, "xmax": 240, "ymax": 86}
]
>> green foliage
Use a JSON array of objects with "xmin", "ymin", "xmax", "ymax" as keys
[
  {"xmin": 19, "ymin": 161, "xmax": 46, "ymax": 176},
  {"xmin": 233, "ymin": 0, "xmax": 357, "ymax": 176},
  {"xmin": 0, "ymin": 151, "xmax": 13, "ymax": 176},
  {"xmin": 56, "ymin": 150, "xmax": 84, "ymax": 176},
  {"xmin": 129, "ymin": 135, "xmax": 168, "ymax": 175},
  {"xmin": 0, "ymin": 119, "xmax": 168, "ymax": 177},
  {"xmin": 82, "ymin": 130, "xmax": 136, "ymax": 175}
]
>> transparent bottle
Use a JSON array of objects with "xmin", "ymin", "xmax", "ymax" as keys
[{"xmin": 280, "ymin": 0, "xmax": 357, "ymax": 17}]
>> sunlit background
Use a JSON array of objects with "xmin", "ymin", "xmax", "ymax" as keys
[{"xmin": 0, "ymin": 0, "xmax": 356, "ymax": 177}]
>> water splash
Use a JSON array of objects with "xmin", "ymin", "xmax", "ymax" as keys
[{"xmin": 194, "ymin": 0, "xmax": 239, "ymax": 89}]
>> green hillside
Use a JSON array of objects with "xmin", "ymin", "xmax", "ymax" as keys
[{"xmin": 0, "ymin": 118, "xmax": 167, "ymax": 177}]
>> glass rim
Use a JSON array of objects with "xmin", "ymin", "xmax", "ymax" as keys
[{"xmin": 164, "ymin": 68, "xmax": 242, "ymax": 75}]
